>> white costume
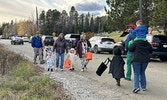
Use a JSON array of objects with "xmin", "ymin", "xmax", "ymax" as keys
[
  {"xmin": 67, "ymin": 48, "xmax": 76, "ymax": 69},
  {"xmin": 46, "ymin": 48, "xmax": 54, "ymax": 68}
]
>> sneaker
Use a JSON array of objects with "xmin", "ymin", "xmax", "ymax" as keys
[
  {"xmin": 84, "ymin": 65, "xmax": 87, "ymax": 69},
  {"xmin": 81, "ymin": 68, "xmax": 84, "ymax": 72},
  {"xmin": 133, "ymin": 88, "xmax": 140, "ymax": 93},
  {"xmin": 51, "ymin": 68, "xmax": 53, "ymax": 72},
  {"xmin": 60, "ymin": 69, "xmax": 63, "ymax": 71},
  {"xmin": 48, "ymin": 68, "xmax": 50, "ymax": 71},
  {"xmin": 142, "ymin": 89, "xmax": 146, "ymax": 91},
  {"xmin": 124, "ymin": 78, "xmax": 131, "ymax": 81},
  {"xmin": 55, "ymin": 68, "xmax": 58, "ymax": 71}
]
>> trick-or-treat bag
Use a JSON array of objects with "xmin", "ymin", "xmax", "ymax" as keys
[{"xmin": 96, "ymin": 58, "xmax": 110, "ymax": 76}]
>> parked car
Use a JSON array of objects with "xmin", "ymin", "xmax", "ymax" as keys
[
  {"xmin": 1, "ymin": 35, "xmax": 6, "ymax": 39},
  {"xmin": 89, "ymin": 36, "xmax": 115, "ymax": 54},
  {"xmin": 42, "ymin": 36, "xmax": 54, "ymax": 46},
  {"xmin": 147, "ymin": 34, "xmax": 167, "ymax": 61},
  {"xmin": 11, "ymin": 37, "xmax": 24, "ymax": 45},
  {"xmin": 65, "ymin": 34, "xmax": 80, "ymax": 48},
  {"xmin": 113, "ymin": 34, "xmax": 167, "ymax": 61},
  {"xmin": 29, "ymin": 36, "xmax": 34, "ymax": 43},
  {"xmin": 22, "ymin": 37, "xmax": 30, "ymax": 42}
]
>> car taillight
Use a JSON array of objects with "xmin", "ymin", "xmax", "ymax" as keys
[
  {"xmin": 100, "ymin": 41, "xmax": 104, "ymax": 44},
  {"xmin": 150, "ymin": 42, "xmax": 159, "ymax": 46},
  {"xmin": 74, "ymin": 40, "xmax": 76, "ymax": 43}
]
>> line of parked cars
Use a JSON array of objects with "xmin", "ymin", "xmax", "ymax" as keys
[{"xmin": 8, "ymin": 33, "xmax": 167, "ymax": 61}]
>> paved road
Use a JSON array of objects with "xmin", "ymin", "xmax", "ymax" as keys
[{"xmin": 1, "ymin": 40, "xmax": 167, "ymax": 100}]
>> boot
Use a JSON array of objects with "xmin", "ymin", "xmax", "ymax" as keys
[{"xmin": 116, "ymin": 80, "xmax": 120, "ymax": 86}]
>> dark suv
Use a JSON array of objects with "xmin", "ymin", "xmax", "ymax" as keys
[
  {"xmin": 147, "ymin": 35, "xmax": 167, "ymax": 61},
  {"xmin": 42, "ymin": 36, "xmax": 54, "ymax": 46},
  {"xmin": 113, "ymin": 34, "xmax": 167, "ymax": 61}
]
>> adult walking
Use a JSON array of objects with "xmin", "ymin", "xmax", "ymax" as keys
[
  {"xmin": 129, "ymin": 39, "xmax": 152, "ymax": 93},
  {"xmin": 31, "ymin": 31, "xmax": 45, "ymax": 64},
  {"xmin": 76, "ymin": 35, "xmax": 91, "ymax": 72},
  {"xmin": 125, "ymin": 33, "xmax": 136, "ymax": 81},
  {"xmin": 53, "ymin": 33, "xmax": 68, "ymax": 71}
]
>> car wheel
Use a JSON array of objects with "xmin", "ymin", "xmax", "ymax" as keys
[
  {"xmin": 13, "ymin": 42, "xmax": 16, "ymax": 45},
  {"xmin": 94, "ymin": 46, "xmax": 99, "ymax": 54},
  {"xmin": 160, "ymin": 57, "xmax": 167, "ymax": 62}
]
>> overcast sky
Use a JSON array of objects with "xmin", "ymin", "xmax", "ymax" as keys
[{"xmin": 0, "ymin": 0, "xmax": 107, "ymax": 24}]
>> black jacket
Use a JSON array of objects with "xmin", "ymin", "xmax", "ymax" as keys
[
  {"xmin": 53, "ymin": 39, "xmax": 68, "ymax": 54},
  {"xmin": 109, "ymin": 48, "xmax": 125, "ymax": 79},
  {"xmin": 129, "ymin": 40, "xmax": 152, "ymax": 63}
]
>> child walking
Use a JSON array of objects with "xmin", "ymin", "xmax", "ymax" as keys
[
  {"xmin": 46, "ymin": 47, "xmax": 54, "ymax": 72},
  {"xmin": 109, "ymin": 47, "xmax": 125, "ymax": 86},
  {"xmin": 67, "ymin": 48, "xmax": 76, "ymax": 71}
]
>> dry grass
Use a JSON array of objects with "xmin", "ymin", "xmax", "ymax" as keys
[{"xmin": 0, "ymin": 45, "xmax": 71, "ymax": 100}]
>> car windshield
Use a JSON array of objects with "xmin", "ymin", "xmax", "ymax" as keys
[
  {"xmin": 102, "ymin": 38, "xmax": 115, "ymax": 42},
  {"xmin": 70, "ymin": 35, "xmax": 80, "ymax": 38},
  {"xmin": 45, "ymin": 37, "xmax": 53, "ymax": 39},
  {"xmin": 153, "ymin": 36, "xmax": 167, "ymax": 43}
]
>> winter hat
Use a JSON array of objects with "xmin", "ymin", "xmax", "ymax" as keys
[
  {"xmin": 113, "ymin": 47, "xmax": 121, "ymax": 56},
  {"xmin": 36, "ymin": 31, "xmax": 40, "ymax": 34},
  {"xmin": 70, "ymin": 48, "xmax": 75, "ymax": 51},
  {"xmin": 46, "ymin": 47, "xmax": 52, "ymax": 52},
  {"xmin": 80, "ymin": 34, "xmax": 86, "ymax": 38}
]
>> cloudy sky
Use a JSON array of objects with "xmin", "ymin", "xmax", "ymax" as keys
[{"xmin": 0, "ymin": 0, "xmax": 107, "ymax": 24}]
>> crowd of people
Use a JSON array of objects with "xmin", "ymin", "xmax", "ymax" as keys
[{"xmin": 31, "ymin": 20, "xmax": 152, "ymax": 94}]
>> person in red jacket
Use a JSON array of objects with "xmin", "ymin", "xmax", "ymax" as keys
[{"xmin": 76, "ymin": 35, "xmax": 91, "ymax": 72}]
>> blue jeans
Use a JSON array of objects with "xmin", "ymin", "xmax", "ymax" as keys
[
  {"xmin": 132, "ymin": 62, "xmax": 148, "ymax": 89},
  {"xmin": 56, "ymin": 53, "xmax": 64, "ymax": 69}
]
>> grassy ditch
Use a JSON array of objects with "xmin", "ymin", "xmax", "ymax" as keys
[{"xmin": 0, "ymin": 45, "xmax": 71, "ymax": 100}]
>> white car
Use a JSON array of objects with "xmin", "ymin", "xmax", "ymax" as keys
[
  {"xmin": 89, "ymin": 36, "xmax": 115, "ymax": 54},
  {"xmin": 22, "ymin": 37, "xmax": 30, "ymax": 42}
]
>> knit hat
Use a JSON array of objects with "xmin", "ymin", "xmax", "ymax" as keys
[
  {"xmin": 70, "ymin": 48, "xmax": 75, "ymax": 51},
  {"xmin": 80, "ymin": 34, "xmax": 86, "ymax": 38},
  {"xmin": 36, "ymin": 31, "xmax": 40, "ymax": 34}
]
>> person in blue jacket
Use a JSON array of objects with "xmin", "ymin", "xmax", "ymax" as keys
[
  {"xmin": 129, "ymin": 20, "xmax": 148, "ymax": 38},
  {"xmin": 31, "ymin": 31, "xmax": 44, "ymax": 64},
  {"xmin": 125, "ymin": 33, "xmax": 136, "ymax": 81}
]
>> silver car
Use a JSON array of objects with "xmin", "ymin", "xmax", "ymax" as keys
[{"xmin": 89, "ymin": 36, "xmax": 115, "ymax": 54}]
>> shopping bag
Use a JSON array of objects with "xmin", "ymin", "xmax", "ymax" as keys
[{"xmin": 96, "ymin": 58, "xmax": 110, "ymax": 76}]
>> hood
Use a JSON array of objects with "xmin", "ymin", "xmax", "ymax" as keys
[{"xmin": 113, "ymin": 47, "xmax": 121, "ymax": 55}]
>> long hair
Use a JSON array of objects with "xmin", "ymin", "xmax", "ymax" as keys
[{"xmin": 58, "ymin": 33, "xmax": 65, "ymax": 41}]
